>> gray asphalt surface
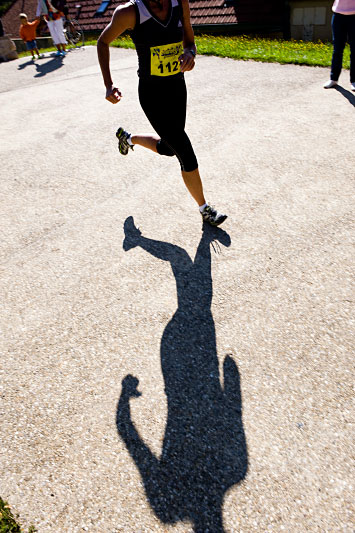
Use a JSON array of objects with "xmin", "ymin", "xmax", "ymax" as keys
[{"xmin": 0, "ymin": 46, "xmax": 354, "ymax": 532}]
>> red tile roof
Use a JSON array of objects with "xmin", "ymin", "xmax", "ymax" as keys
[
  {"xmin": 66, "ymin": 0, "xmax": 284, "ymax": 30},
  {"xmin": 2, "ymin": 0, "xmax": 284, "ymax": 39},
  {"xmin": 66, "ymin": 0, "xmax": 118, "ymax": 32}
]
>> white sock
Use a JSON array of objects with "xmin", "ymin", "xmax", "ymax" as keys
[
  {"xmin": 127, "ymin": 135, "xmax": 134, "ymax": 146},
  {"xmin": 199, "ymin": 203, "xmax": 208, "ymax": 212}
]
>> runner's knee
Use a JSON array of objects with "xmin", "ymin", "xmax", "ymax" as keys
[
  {"xmin": 157, "ymin": 135, "xmax": 198, "ymax": 172},
  {"xmin": 157, "ymin": 140, "xmax": 175, "ymax": 157}
]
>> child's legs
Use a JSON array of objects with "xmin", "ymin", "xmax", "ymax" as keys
[
  {"xmin": 26, "ymin": 40, "xmax": 36, "ymax": 57},
  {"xmin": 32, "ymin": 39, "xmax": 40, "ymax": 56}
]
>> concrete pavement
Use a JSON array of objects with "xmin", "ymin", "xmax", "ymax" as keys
[{"xmin": 0, "ymin": 46, "xmax": 354, "ymax": 532}]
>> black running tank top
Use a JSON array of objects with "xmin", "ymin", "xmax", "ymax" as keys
[{"xmin": 130, "ymin": 0, "xmax": 184, "ymax": 79}]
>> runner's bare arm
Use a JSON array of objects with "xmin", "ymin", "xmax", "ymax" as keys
[
  {"xmin": 179, "ymin": 0, "xmax": 196, "ymax": 72},
  {"xmin": 97, "ymin": 4, "xmax": 136, "ymax": 103}
]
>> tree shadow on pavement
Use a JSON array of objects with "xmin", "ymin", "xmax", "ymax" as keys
[
  {"xmin": 116, "ymin": 217, "xmax": 248, "ymax": 533},
  {"xmin": 335, "ymin": 85, "xmax": 355, "ymax": 107}
]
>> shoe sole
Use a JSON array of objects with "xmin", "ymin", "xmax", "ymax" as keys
[{"xmin": 116, "ymin": 127, "xmax": 129, "ymax": 155}]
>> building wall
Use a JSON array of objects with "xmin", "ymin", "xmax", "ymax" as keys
[
  {"xmin": 290, "ymin": 0, "xmax": 334, "ymax": 40},
  {"xmin": 2, "ymin": 0, "xmax": 39, "ymax": 39}
]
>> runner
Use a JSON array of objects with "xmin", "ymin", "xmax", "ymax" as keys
[{"xmin": 97, "ymin": 0, "xmax": 227, "ymax": 226}]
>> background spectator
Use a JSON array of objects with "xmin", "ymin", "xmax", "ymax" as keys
[
  {"xmin": 324, "ymin": 0, "xmax": 355, "ymax": 91},
  {"xmin": 37, "ymin": 0, "xmax": 67, "ymax": 57},
  {"xmin": 19, "ymin": 13, "xmax": 44, "ymax": 61}
]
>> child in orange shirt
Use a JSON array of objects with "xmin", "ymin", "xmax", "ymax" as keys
[{"xmin": 19, "ymin": 13, "xmax": 44, "ymax": 61}]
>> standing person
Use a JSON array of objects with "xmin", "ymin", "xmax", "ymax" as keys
[
  {"xmin": 324, "ymin": 0, "xmax": 355, "ymax": 90},
  {"xmin": 97, "ymin": 0, "xmax": 227, "ymax": 227},
  {"xmin": 19, "ymin": 13, "xmax": 44, "ymax": 61},
  {"xmin": 51, "ymin": 0, "xmax": 69, "ymax": 19},
  {"xmin": 37, "ymin": 0, "xmax": 67, "ymax": 56}
]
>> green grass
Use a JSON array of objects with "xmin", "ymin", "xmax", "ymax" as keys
[
  {"xmin": 17, "ymin": 35, "xmax": 350, "ymax": 69},
  {"xmin": 111, "ymin": 34, "xmax": 350, "ymax": 69},
  {"xmin": 0, "ymin": 498, "xmax": 35, "ymax": 533}
]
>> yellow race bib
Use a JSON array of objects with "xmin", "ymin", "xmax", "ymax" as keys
[{"xmin": 150, "ymin": 42, "xmax": 184, "ymax": 77}]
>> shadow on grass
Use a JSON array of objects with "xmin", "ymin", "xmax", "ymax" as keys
[{"xmin": 117, "ymin": 217, "xmax": 248, "ymax": 533}]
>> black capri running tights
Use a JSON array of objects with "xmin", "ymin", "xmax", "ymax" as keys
[{"xmin": 138, "ymin": 75, "xmax": 198, "ymax": 172}]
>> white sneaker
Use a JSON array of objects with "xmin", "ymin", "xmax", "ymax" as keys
[
  {"xmin": 351, "ymin": 82, "xmax": 355, "ymax": 91},
  {"xmin": 323, "ymin": 80, "xmax": 338, "ymax": 89}
]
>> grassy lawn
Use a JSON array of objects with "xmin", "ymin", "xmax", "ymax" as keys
[
  {"xmin": 0, "ymin": 498, "xmax": 35, "ymax": 533},
  {"xmin": 111, "ymin": 34, "xmax": 350, "ymax": 69},
  {"xmin": 17, "ymin": 35, "xmax": 350, "ymax": 69},
  {"xmin": 196, "ymin": 34, "xmax": 350, "ymax": 67}
]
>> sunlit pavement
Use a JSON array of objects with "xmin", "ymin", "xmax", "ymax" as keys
[{"xmin": 0, "ymin": 46, "xmax": 354, "ymax": 532}]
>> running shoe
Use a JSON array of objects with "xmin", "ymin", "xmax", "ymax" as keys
[
  {"xmin": 201, "ymin": 205, "xmax": 227, "ymax": 226},
  {"xmin": 323, "ymin": 80, "xmax": 337, "ymax": 89},
  {"xmin": 116, "ymin": 127, "xmax": 134, "ymax": 155}
]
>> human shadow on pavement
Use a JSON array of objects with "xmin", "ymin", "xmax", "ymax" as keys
[
  {"xmin": 335, "ymin": 85, "xmax": 355, "ymax": 107},
  {"xmin": 116, "ymin": 217, "xmax": 248, "ymax": 533},
  {"xmin": 17, "ymin": 58, "xmax": 37, "ymax": 70},
  {"xmin": 33, "ymin": 56, "xmax": 64, "ymax": 78}
]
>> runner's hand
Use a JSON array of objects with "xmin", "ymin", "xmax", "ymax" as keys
[
  {"xmin": 179, "ymin": 51, "xmax": 195, "ymax": 72},
  {"xmin": 106, "ymin": 86, "xmax": 122, "ymax": 104}
]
